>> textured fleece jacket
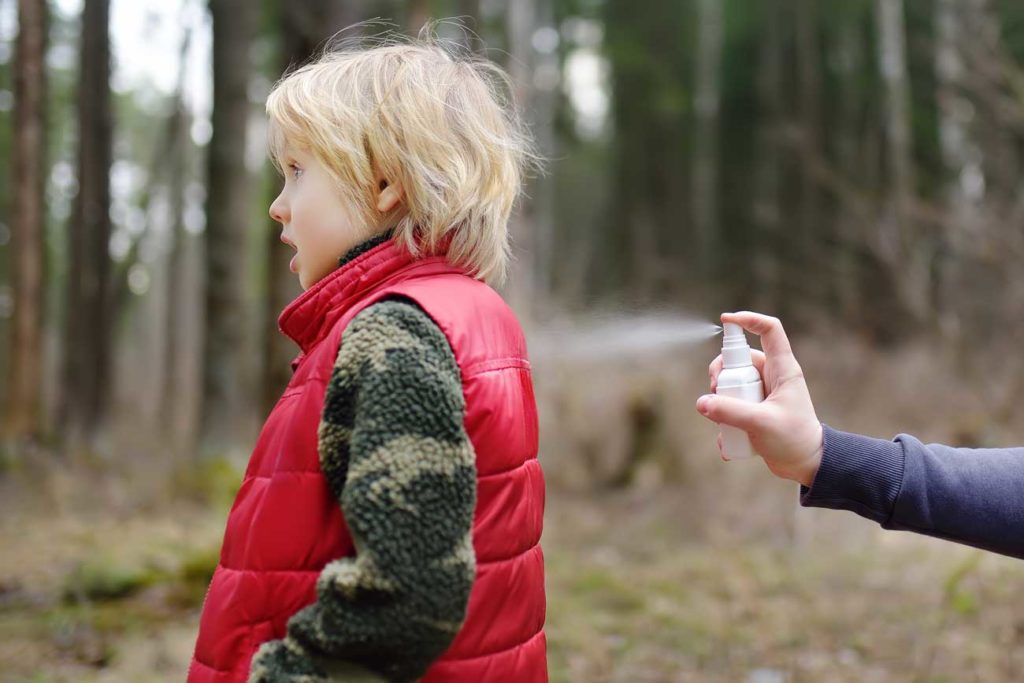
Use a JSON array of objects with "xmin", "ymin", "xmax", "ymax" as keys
[
  {"xmin": 801, "ymin": 425, "xmax": 1024, "ymax": 559},
  {"xmin": 249, "ymin": 233, "xmax": 476, "ymax": 682}
]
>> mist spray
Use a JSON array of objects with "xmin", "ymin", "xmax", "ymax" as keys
[{"xmin": 715, "ymin": 322, "xmax": 764, "ymax": 460}]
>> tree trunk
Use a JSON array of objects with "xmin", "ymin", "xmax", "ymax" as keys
[
  {"xmin": 6, "ymin": 0, "xmax": 48, "ymax": 439},
  {"xmin": 692, "ymin": 0, "xmax": 723, "ymax": 278},
  {"xmin": 875, "ymin": 0, "xmax": 929, "ymax": 323},
  {"xmin": 503, "ymin": 0, "xmax": 539, "ymax": 315},
  {"xmin": 457, "ymin": 0, "xmax": 483, "ymax": 53},
  {"xmin": 527, "ymin": 0, "xmax": 557, "ymax": 306},
  {"xmin": 832, "ymin": 4, "xmax": 866, "ymax": 323},
  {"xmin": 934, "ymin": 0, "xmax": 973, "ymax": 342},
  {"xmin": 960, "ymin": 0, "xmax": 1019, "ymax": 215},
  {"xmin": 944, "ymin": 0, "xmax": 1018, "ymax": 344},
  {"xmin": 163, "ymin": 30, "xmax": 194, "ymax": 451},
  {"xmin": 795, "ymin": 0, "xmax": 822, "ymax": 292},
  {"xmin": 750, "ymin": 0, "xmax": 783, "ymax": 314},
  {"xmin": 406, "ymin": 0, "xmax": 430, "ymax": 36},
  {"xmin": 61, "ymin": 0, "xmax": 113, "ymax": 446},
  {"xmin": 876, "ymin": 0, "xmax": 915, "ymax": 218},
  {"xmin": 202, "ymin": 0, "xmax": 256, "ymax": 456}
]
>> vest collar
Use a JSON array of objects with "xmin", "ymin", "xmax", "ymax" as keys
[
  {"xmin": 277, "ymin": 237, "xmax": 411, "ymax": 354},
  {"xmin": 278, "ymin": 236, "xmax": 458, "ymax": 355}
]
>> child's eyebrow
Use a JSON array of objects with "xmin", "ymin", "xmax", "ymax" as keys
[{"xmin": 282, "ymin": 148, "xmax": 306, "ymax": 165}]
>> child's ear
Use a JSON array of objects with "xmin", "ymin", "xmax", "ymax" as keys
[{"xmin": 376, "ymin": 178, "xmax": 404, "ymax": 214}]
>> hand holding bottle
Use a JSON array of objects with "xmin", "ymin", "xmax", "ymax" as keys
[{"xmin": 696, "ymin": 312, "xmax": 824, "ymax": 487}]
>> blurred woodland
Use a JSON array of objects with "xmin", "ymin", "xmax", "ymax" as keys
[
  {"xmin": 2, "ymin": 0, "xmax": 1024, "ymax": 454},
  {"xmin": 2, "ymin": 0, "xmax": 1024, "ymax": 681}
]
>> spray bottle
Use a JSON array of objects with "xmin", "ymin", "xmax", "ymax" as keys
[{"xmin": 715, "ymin": 322, "xmax": 764, "ymax": 460}]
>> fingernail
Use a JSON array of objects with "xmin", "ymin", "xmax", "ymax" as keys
[{"xmin": 697, "ymin": 396, "xmax": 711, "ymax": 414}]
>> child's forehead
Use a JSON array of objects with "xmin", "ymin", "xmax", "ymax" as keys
[
  {"xmin": 268, "ymin": 120, "xmax": 304, "ymax": 158},
  {"xmin": 276, "ymin": 138, "xmax": 308, "ymax": 161}
]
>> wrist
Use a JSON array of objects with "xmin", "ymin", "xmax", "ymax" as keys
[{"xmin": 795, "ymin": 423, "xmax": 824, "ymax": 487}]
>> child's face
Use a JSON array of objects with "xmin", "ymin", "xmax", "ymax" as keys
[{"xmin": 269, "ymin": 145, "xmax": 369, "ymax": 290}]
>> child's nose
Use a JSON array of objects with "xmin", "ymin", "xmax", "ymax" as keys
[{"xmin": 269, "ymin": 194, "xmax": 287, "ymax": 223}]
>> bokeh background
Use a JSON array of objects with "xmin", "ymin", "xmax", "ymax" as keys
[{"xmin": 2, "ymin": 0, "xmax": 1024, "ymax": 681}]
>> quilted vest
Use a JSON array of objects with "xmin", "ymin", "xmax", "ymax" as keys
[{"xmin": 187, "ymin": 239, "xmax": 547, "ymax": 682}]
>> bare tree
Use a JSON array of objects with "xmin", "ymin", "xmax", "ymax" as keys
[
  {"xmin": 6, "ymin": 0, "xmax": 48, "ymax": 439},
  {"xmin": 934, "ymin": 0, "xmax": 974, "ymax": 341},
  {"xmin": 60, "ymin": 0, "xmax": 113, "ymax": 445},
  {"xmin": 750, "ymin": 0, "xmax": 784, "ymax": 314},
  {"xmin": 456, "ymin": 0, "xmax": 483, "ymax": 53},
  {"xmin": 163, "ymin": 27, "xmax": 195, "ymax": 450},
  {"xmin": 795, "ymin": 0, "xmax": 822, "ymax": 288},
  {"xmin": 875, "ymin": 0, "xmax": 930, "ymax": 322},
  {"xmin": 407, "ymin": 0, "xmax": 429, "ymax": 35},
  {"xmin": 202, "ymin": 0, "xmax": 256, "ymax": 455},
  {"xmin": 503, "ymin": 0, "xmax": 541, "ymax": 314},
  {"xmin": 831, "ymin": 3, "xmax": 866, "ymax": 322},
  {"xmin": 692, "ymin": 0, "xmax": 723, "ymax": 277},
  {"xmin": 939, "ymin": 0, "xmax": 1023, "ymax": 346}
]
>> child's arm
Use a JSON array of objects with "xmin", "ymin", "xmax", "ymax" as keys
[
  {"xmin": 250, "ymin": 299, "xmax": 476, "ymax": 683},
  {"xmin": 697, "ymin": 311, "xmax": 1024, "ymax": 560}
]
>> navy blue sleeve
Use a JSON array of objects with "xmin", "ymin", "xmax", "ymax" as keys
[{"xmin": 800, "ymin": 425, "xmax": 1024, "ymax": 559}]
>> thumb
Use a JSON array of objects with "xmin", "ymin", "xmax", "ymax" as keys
[{"xmin": 696, "ymin": 394, "xmax": 764, "ymax": 433}]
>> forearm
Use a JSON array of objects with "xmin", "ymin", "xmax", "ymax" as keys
[{"xmin": 802, "ymin": 425, "xmax": 1024, "ymax": 559}]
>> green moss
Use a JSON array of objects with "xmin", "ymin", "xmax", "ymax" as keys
[
  {"xmin": 0, "ymin": 444, "xmax": 15, "ymax": 475},
  {"xmin": 179, "ymin": 544, "xmax": 219, "ymax": 585},
  {"xmin": 61, "ymin": 556, "xmax": 166, "ymax": 603},
  {"xmin": 562, "ymin": 567, "xmax": 649, "ymax": 616},
  {"xmin": 944, "ymin": 552, "xmax": 983, "ymax": 617},
  {"xmin": 162, "ymin": 543, "xmax": 220, "ymax": 608},
  {"xmin": 172, "ymin": 455, "xmax": 243, "ymax": 509}
]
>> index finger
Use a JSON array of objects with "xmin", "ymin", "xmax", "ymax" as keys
[{"xmin": 721, "ymin": 311, "xmax": 794, "ymax": 358}]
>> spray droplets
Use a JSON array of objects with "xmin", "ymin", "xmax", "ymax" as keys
[{"xmin": 529, "ymin": 313, "xmax": 723, "ymax": 362}]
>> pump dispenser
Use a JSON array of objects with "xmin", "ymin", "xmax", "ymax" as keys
[{"xmin": 715, "ymin": 322, "xmax": 764, "ymax": 460}]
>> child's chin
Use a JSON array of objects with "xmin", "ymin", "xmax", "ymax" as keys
[{"xmin": 299, "ymin": 271, "xmax": 327, "ymax": 290}]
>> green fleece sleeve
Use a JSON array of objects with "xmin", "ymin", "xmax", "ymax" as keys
[{"xmin": 248, "ymin": 299, "xmax": 477, "ymax": 683}]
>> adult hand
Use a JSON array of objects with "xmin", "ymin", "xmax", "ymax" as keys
[{"xmin": 696, "ymin": 312, "xmax": 824, "ymax": 487}]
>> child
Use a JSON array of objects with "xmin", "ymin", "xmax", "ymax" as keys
[
  {"xmin": 697, "ymin": 311, "xmax": 1024, "ymax": 560},
  {"xmin": 187, "ymin": 34, "xmax": 547, "ymax": 683}
]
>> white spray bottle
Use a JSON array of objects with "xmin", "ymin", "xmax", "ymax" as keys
[{"xmin": 715, "ymin": 322, "xmax": 764, "ymax": 460}]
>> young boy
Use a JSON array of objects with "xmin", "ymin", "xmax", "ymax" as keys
[{"xmin": 187, "ymin": 36, "xmax": 547, "ymax": 683}]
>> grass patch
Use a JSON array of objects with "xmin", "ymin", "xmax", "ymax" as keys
[
  {"xmin": 61, "ymin": 556, "xmax": 168, "ymax": 603},
  {"xmin": 172, "ymin": 455, "xmax": 244, "ymax": 509}
]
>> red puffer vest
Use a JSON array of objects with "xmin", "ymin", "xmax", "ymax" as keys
[{"xmin": 187, "ymin": 239, "xmax": 546, "ymax": 683}]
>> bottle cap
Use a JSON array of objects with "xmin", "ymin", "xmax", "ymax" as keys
[{"xmin": 722, "ymin": 323, "xmax": 753, "ymax": 368}]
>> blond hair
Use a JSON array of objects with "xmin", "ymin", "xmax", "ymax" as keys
[{"xmin": 265, "ymin": 25, "xmax": 539, "ymax": 284}]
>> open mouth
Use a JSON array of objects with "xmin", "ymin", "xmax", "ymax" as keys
[{"xmin": 280, "ymin": 234, "xmax": 298, "ymax": 272}]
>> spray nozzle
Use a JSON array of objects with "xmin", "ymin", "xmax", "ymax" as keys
[
  {"xmin": 721, "ymin": 322, "xmax": 754, "ymax": 368},
  {"xmin": 722, "ymin": 322, "xmax": 744, "ymax": 340}
]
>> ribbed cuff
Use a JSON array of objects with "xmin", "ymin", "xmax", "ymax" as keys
[{"xmin": 799, "ymin": 425, "xmax": 906, "ymax": 525}]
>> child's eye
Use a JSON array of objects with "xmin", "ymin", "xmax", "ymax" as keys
[{"xmin": 289, "ymin": 163, "xmax": 304, "ymax": 180}]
